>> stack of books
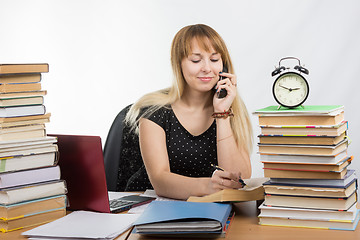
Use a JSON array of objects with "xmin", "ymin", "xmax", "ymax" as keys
[
  {"xmin": 0, "ymin": 64, "xmax": 67, "ymax": 233},
  {"xmin": 253, "ymin": 105, "xmax": 359, "ymax": 231}
]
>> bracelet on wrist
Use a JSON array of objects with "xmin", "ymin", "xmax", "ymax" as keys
[{"xmin": 212, "ymin": 108, "xmax": 234, "ymax": 119}]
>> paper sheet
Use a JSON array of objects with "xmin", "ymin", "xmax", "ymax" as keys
[
  {"xmin": 128, "ymin": 189, "xmax": 181, "ymax": 214},
  {"xmin": 22, "ymin": 210, "xmax": 140, "ymax": 239}
]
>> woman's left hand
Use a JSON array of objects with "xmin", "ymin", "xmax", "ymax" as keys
[
  {"xmin": 213, "ymin": 72, "xmax": 237, "ymax": 112},
  {"xmin": 209, "ymin": 169, "xmax": 244, "ymax": 192}
]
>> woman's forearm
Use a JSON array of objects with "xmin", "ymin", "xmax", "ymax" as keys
[
  {"xmin": 215, "ymin": 117, "xmax": 252, "ymax": 178},
  {"xmin": 148, "ymin": 171, "xmax": 211, "ymax": 200}
]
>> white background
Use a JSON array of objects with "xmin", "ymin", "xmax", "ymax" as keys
[{"xmin": 1, "ymin": 0, "xmax": 359, "ymax": 179}]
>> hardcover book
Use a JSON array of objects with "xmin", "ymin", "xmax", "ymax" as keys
[
  {"xmin": 0, "ymin": 105, "xmax": 46, "ymax": 118},
  {"xmin": 0, "ymin": 180, "xmax": 67, "ymax": 205},
  {"xmin": 0, "ymin": 152, "xmax": 58, "ymax": 173},
  {"xmin": 0, "ymin": 112, "xmax": 50, "ymax": 128},
  {"xmin": 0, "ymin": 73, "xmax": 41, "ymax": 84},
  {"xmin": 259, "ymin": 202, "xmax": 359, "ymax": 221},
  {"xmin": 259, "ymin": 209, "xmax": 360, "ymax": 231},
  {"xmin": 0, "ymin": 82, "xmax": 41, "ymax": 93},
  {"xmin": 0, "ymin": 136, "xmax": 57, "ymax": 149},
  {"xmin": 0, "ymin": 144, "xmax": 58, "ymax": 158},
  {"xmin": 0, "ymin": 166, "xmax": 61, "ymax": 190},
  {"xmin": 0, "ymin": 96, "xmax": 44, "ymax": 107},
  {"xmin": 258, "ymin": 139, "xmax": 348, "ymax": 156},
  {"xmin": 0, "ymin": 63, "xmax": 49, "ymax": 75},
  {"xmin": 263, "ymin": 179, "xmax": 357, "ymax": 198},
  {"xmin": 187, "ymin": 177, "xmax": 268, "ymax": 202},
  {"xmin": 264, "ymin": 192, "xmax": 357, "ymax": 210},
  {"xmin": 0, "ymin": 208, "xmax": 65, "ymax": 233},
  {"xmin": 262, "ymin": 156, "xmax": 352, "ymax": 172},
  {"xmin": 260, "ymin": 150, "xmax": 348, "ymax": 164},
  {"xmin": 257, "ymin": 111, "xmax": 344, "ymax": 126},
  {"xmin": 268, "ymin": 169, "xmax": 357, "ymax": 188},
  {"xmin": 0, "ymin": 90, "xmax": 47, "ymax": 100},
  {"xmin": 253, "ymin": 105, "xmax": 344, "ymax": 116},
  {"xmin": 0, "ymin": 195, "xmax": 66, "ymax": 221},
  {"xmin": 258, "ymin": 132, "xmax": 346, "ymax": 146},
  {"xmin": 263, "ymin": 166, "xmax": 348, "ymax": 179},
  {"xmin": 259, "ymin": 121, "xmax": 348, "ymax": 136}
]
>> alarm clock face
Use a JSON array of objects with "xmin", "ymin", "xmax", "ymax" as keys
[{"xmin": 272, "ymin": 72, "xmax": 309, "ymax": 108}]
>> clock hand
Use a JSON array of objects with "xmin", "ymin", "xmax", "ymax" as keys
[
  {"xmin": 279, "ymin": 85, "xmax": 291, "ymax": 90},
  {"xmin": 280, "ymin": 85, "xmax": 301, "ymax": 92}
]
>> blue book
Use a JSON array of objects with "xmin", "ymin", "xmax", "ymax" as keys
[{"xmin": 133, "ymin": 201, "xmax": 232, "ymax": 237}]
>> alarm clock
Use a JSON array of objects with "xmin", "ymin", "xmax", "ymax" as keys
[{"xmin": 271, "ymin": 57, "xmax": 309, "ymax": 108}]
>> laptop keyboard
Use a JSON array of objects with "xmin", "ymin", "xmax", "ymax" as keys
[
  {"xmin": 109, "ymin": 199, "xmax": 134, "ymax": 209},
  {"xmin": 108, "ymin": 195, "xmax": 156, "ymax": 213}
]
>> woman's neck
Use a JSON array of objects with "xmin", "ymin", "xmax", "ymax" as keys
[{"xmin": 176, "ymin": 89, "xmax": 213, "ymax": 111}]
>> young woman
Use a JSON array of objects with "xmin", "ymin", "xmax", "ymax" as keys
[{"xmin": 123, "ymin": 24, "xmax": 253, "ymax": 200}]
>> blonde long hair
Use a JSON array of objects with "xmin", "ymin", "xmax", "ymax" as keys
[{"xmin": 125, "ymin": 24, "xmax": 253, "ymax": 154}]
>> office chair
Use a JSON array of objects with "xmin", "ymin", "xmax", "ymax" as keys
[
  {"xmin": 104, "ymin": 103, "xmax": 156, "ymax": 192},
  {"xmin": 103, "ymin": 104, "xmax": 135, "ymax": 191}
]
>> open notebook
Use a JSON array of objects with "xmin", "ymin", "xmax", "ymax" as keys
[{"xmin": 48, "ymin": 134, "xmax": 154, "ymax": 213}]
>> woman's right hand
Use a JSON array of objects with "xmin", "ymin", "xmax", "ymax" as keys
[{"xmin": 213, "ymin": 72, "xmax": 237, "ymax": 112}]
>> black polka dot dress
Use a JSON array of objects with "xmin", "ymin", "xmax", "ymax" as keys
[{"xmin": 118, "ymin": 106, "xmax": 218, "ymax": 191}]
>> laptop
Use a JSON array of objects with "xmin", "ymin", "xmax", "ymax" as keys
[{"xmin": 48, "ymin": 134, "xmax": 155, "ymax": 213}]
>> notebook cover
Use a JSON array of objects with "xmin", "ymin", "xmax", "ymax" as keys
[{"xmin": 134, "ymin": 201, "xmax": 232, "ymax": 234}]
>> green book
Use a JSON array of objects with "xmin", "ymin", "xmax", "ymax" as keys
[{"xmin": 253, "ymin": 105, "xmax": 344, "ymax": 116}]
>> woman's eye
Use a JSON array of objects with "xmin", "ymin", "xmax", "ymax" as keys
[
  {"xmin": 211, "ymin": 59, "xmax": 220, "ymax": 62},
  {"xmin": 191, "ymin": 60, "xmax": 201, "ymax": 63}
]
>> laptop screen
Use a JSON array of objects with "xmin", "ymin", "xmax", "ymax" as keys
[{"xmin": 49, "ymin": 134, "xmax": 111, "ymax": 213}]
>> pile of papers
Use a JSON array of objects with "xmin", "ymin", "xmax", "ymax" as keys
[{"xmin": 22, "ymin": 211, "xmax": 140, "ymax": 240}]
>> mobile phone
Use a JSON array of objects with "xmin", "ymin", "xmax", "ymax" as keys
[{"xmin": 213, "ymin": 67, "xmax": 228, "ymax": 98}]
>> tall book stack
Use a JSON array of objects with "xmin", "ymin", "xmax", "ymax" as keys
[
  {"xmin": 253, "ymin": 105, "xmax": 359, "ymax": 231},
  {"xmin": 0, "ymin": 64, "xmax": 67, "ymax": 233}
]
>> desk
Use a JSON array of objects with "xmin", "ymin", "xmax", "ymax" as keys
[{"xmin": 4, "ymin": 201, "xmax": 360, "ymax": 240}]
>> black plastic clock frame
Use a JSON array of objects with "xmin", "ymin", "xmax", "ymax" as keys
[{"xmin": 272, "ymin": 71, "xmax": 310, "ymax": 108}]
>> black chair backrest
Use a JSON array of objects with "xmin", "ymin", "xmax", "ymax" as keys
[{"xmin": 103, "ymin": 104, "xmax": 132, "ymax": 191}]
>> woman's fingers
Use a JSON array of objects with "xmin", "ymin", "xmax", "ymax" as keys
[
  {"xmin": 219, "ymin": 72, "xmax": 237, "ymax": 86},
  {"xmin": 212, "ymin": 169, "xmax": 243, "ymax": 189}
]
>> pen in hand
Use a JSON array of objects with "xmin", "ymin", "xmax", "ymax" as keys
[{"xmin": 211, "ymin": 164, "xmax": 247, "ymax": 187}]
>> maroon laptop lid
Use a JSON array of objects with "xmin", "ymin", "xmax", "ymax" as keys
[{"xmin": 49, "ymin": 134, "xmax": 111, "ymax": 213}]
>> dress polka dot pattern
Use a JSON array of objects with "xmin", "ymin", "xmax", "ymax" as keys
[{"xmin": 117, "ymin": 106, "xmax": 218, "ymax": 191}]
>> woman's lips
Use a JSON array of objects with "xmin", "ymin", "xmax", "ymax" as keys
[{"xmin": 198, "ymin": 77, "xmax": 213, "ymax": 82}]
